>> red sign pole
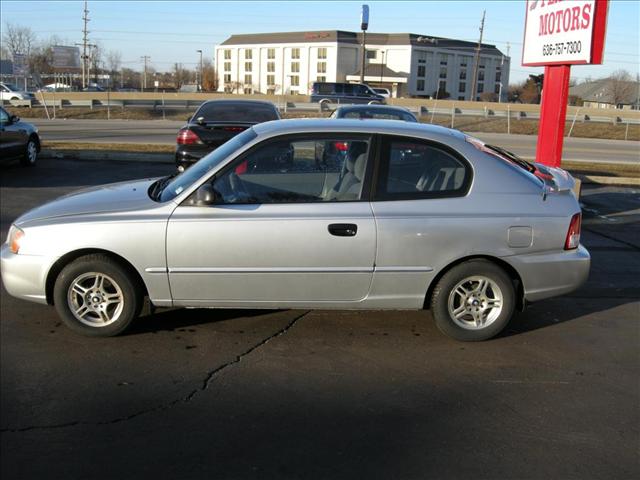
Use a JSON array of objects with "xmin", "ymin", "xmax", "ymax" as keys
[{"xmin": 535, "ymin": 64, "xmax": 572, "ymax": 168}]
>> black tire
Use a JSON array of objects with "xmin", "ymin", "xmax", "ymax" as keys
[
  {"xmin": 20, "ymin": 136, "xmax": 38, "ymax": 167},
  {"xmin": 53, "ymin": 254, "xmax": 143, "ymax": 337},
  {"xmin": 430, "ymin": 260, "xmax": 515, "ymax": 342}
]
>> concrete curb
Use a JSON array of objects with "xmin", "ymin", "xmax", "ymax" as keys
[
  {"xmin": 577, "ymin": 174, "xmax": 640, "ymax": 187},
  {"xmin": 40, "ymin": 149, "xmax": 173, "ymax": 164}
]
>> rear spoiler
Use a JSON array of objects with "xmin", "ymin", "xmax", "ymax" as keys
[{"xmin": 533, "ymin": 163, "xmax": 576, "ymax": 197}]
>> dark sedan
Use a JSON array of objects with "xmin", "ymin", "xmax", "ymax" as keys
[
  {"xmin": 0, "ymin": 107, "xmax": 40, "ymax": 167},
  {"xmin": 175, "ymin": 100, "xmax": 280, "ymax": 171},
  {"xmin": 330, "ymin": 104, "xmax": 418, "ymax": 122}
]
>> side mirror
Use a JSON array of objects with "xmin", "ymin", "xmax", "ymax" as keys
[
  {"xmin": 194, "ymin": 183, "xmax": 220, "ymax": 206},
  {"xmin": 9, "ymin": 115, "xmax": 19, "ymax": 123}
]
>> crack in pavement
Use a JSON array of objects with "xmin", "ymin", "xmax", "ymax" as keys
[{"xmin": 1, "ymin": 311, "xmax": 310, "ymax": 434}]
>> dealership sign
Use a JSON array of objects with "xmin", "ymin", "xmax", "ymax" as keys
[
  {"xmin": 52, "ymin": 46, "xmax": 81, "ymax": 69},
  {"xmin": 522, "ymin": 0, "xmax": 608, "ymax": 66}
]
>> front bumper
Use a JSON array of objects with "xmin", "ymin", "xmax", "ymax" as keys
[
  {"xmin": 0, "ymin": 244, "xmax": 56, "ymax": 305},
  {"xmin": 508, "ymin": 244, "xmax": 591, "ymax": 303}
]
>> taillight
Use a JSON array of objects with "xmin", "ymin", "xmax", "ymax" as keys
[
  {"xmin": 223, "ymin": 126, "xmax": 246, "ymax": 132},
  {"xmin": 564, "ymin": 213, "xmax": 581, "ymax": 250},
  {"xmin": 176, "ymin": 128, "xmax": 201, "ymax": 145}
]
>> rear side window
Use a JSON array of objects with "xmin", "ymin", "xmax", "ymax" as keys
[
  {"xmin": 195, "ymin": 102, "xmax": 279, "ymax": 123},
  {"xmin": 375, "ymin": 137, "xmax": 471, "ymax": 200}
]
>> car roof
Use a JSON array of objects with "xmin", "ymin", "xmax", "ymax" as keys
[
  {"xmin": 200, "ymin": 99, "xmax": 277, "ymax": 108},
  {"xmin": 335, "ymin": 104, "xmax": 412, "ymax": 113},
  {"xmin": 253, "ymin": 118, "xmax": 464, "ymax": 142}
]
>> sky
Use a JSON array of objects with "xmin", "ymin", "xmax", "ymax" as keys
[{"xmin": 1, "ymin": 0, "xmax": 638, "ymax": 84}]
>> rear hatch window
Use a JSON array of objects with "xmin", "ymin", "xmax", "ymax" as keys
[{"xmin": 195, "ymin": 103, "xmax": 279, "ymax": 123}]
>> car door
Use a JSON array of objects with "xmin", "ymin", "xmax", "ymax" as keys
[
  {"xmin": 166, "ymin": 133, "xmax": 376, "ymax": 306},
  {"xmin": 0, "ymin": 107, "xmax": 23, "ymax": 158}
]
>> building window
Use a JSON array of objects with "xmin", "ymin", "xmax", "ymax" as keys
[
  {"xmin": 459, "ymin": 69, "xmax": 466, "ymax": 80},
  {"xmin": 438, "ymin": 80, "xmax": 447, "ymax": 92},
  {"xmin": 290, "ymin": 90, "xmax": 299, "ymax": 95},
  {"xmin": 417, "ymin": 65, "xmax": 426, "ymax": 77},
  {"xmin": 459, "ymin": 82, "xmax": 466, "ymax": 92},
  {"xmin": 494, "ymin": 83, "xmax": 501, "ymax": 94},
  {"xmin": 316, "ymin": 75, "xmax": 326, "ymax": 83},
  {"xmin": 478, "ymin": 70, "xmax": 485, "ymax": 81},
  {"xmin": 224, "ymin": 49, "xmax": 231, "ymax": 60},
  {"xmin": 439, "ymin": 67, "xmax": 447, "ymax": 79},
  {"xmin": 267, "ymin": 61, "xmax": 275, "ymax": 73},
  {"xmin": 267, "ymin": 75, "xmax": 275, "ymax": 86},
  {"xmin": 291, "ymin": 48, "xmax": 300, "ymax": 59},
  {"xmin": 267, "ymin": 48, "xmax": 275, "ymax": 59},
  {"xmin": 244, "ymin": 86, "xmax": 252, "ymax": 94},
  {"xmin": 223, "ymin": 74, "xmax": 231, "ymax": 84},
  {"xmin": 439, "ymin": 53, "xmax": 448, "ymax": 65},
  {"xmin": 291, "ymin": 62, "xmax": 300, "ymax": 73},
  {"xmin": 245, "ymin": 62, "xmax": 252, "ymax": 72},
  {"xmin": 244, "ymin": 74, "xmax": 252, "ymax": 85},
  {"xmin": 317, "ymin": 61, "xmax": 326, "ymax": 73},
  {"xmin": 245, "ymin": 49, "xmax": 252, "ymax": 60},
  {"xmin": 366, "ymin": 49, "xmax": 377, "ymax": 59},
  {"xmin": 495, "ymin": 71, "xmax": 502, "ymax": 82},
  {"xmin": 224, "ymin": 62, "xmax": 231, "ymax": 72},
  {"xmin": 318, "ymin": 47, "xmax": 327, "ymax": 59},
  {"xmin": 290, "ymin": 75, "xmax": 299, "ymax": 87},
  {"xmin": 267, "ymin": 88, "xmax": 276, "ymax": 95},
  {"xmin": 477, "ymin": 83, "xmax": 484, "ymax": 93},
  {"xmin": 417, "ymin": 79, "xmax": 425, "ymax": 91},
  {"xmin": 458, "ymin": 96, "xmax": 465, "ymax": 100}
]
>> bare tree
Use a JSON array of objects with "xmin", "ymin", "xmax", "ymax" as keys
[
  {"xmin": 201, "ymin": 58, "xmax": 217, "ymax": 92},
  {"xmin": 606, "ymin": 69, "xmax": 635, "ymax": 107},
  {"xmin": 2, "ymin": 22, "xmax": 36, "ymax": 57}
]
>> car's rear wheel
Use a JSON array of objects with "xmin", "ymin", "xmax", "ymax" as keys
[
  {"xmin": 53, "ymin": 254, "xmax": 143, "ymax": 337},
  {"xmin": 21, "ymin": 137, "xmax": 38, "ymax": 166},
  {"xmin": 430, "ymin": 260, "xmax": 515, "ymax": 341},
  {"xmin": 319, "ymin": 99, "xmax": 332, "ymax": 111}
]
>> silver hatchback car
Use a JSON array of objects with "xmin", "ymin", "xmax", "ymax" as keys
[{"xmin": 1, "ymin": 120, "xmax": 589, "ymax": 341}]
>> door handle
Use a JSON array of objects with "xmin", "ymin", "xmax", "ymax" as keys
[{"xmin": 328, "ymin": 223, "xmax": 357, "ymax": 237}]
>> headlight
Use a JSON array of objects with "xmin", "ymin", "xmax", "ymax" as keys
[{"xmin": 7, "ymin": 225, "xmax": 25, "ymax": 254}]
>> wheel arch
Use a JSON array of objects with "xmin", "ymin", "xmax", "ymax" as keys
[
  {"xmin": 45, "ymin": 248, "xmax": 148, "ymax": 305},
  {"xmin": 424, "ymin": 255, "xmax": 525, "ymax": 311}
]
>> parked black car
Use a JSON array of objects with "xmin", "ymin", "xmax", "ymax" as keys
[
  {"xmin": 0, "ymin": 106, "xmax": 40, "ymax": 167},
  {"xmin": 175, "ymin": 100, "xmax": 280, "ymax": 171},
  {"xmin": 330, "ymin": 104, "xmax": 418, "ymax": 122},
  {"xmin": 310, "ymin": 82, "xmax": 386, "ymax": 107}
]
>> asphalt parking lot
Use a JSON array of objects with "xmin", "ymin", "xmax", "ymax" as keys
[{"xmin": 1, "ymin": 157, "xmax": 638, "ymax": 479}]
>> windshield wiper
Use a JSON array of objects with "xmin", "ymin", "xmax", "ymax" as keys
[{"xmin": 150, "ymin": 173, "xmax": 177, "ymax": 200}]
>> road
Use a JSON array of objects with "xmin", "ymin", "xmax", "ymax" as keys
[
  {"xmin": 1, "ymin": 157, "xmax": 638, "ymax": 479},
  {"xmin": 28, "ymin": 118, "xmax": 640, "ymax": 165}
]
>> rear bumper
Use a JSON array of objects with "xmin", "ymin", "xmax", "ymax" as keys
[
  {"xmin": 508, "ymin": 245, "xmax": 591, "ymax": 302},
  {"xmin": 0, "ymin": 244, "xmax": 55, "ymax": 305},
  {"xmin": 175, "ymin": 145, "xmax": 211, "ymax": 170}
]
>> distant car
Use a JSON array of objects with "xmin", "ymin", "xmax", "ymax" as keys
[
  {"xmin": 0, "ymin": 82, "xmax": 34, "ymax": 102},
  {"xmin": 82, "ymin": 84, "xmax": 105, "ymax": 92},
  {"xmin": 372, "ymin": 88, "xmax": 391, "ymax": 99},
  {"xmin": 310, "ymin": 82, "xmax": 386, "ymax": 107},
  {"xmin": 330, "ymin": 105, "xmax": 418, "ymax": 122},
  {"xmin": 0, "ymin": 106, "xmax": 40, "ymax": 166},
  {"xmin": 117, "ymin": 88, "xmax": 139, "ymax": 92},
  {"xmin": 1, "ymin": 120, "xmax": 590, "ymax": 340},
  {"xmin": 175, "ymin": 99, "xmax": 280, "ymax": 171}
]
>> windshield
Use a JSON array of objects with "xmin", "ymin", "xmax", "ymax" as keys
[
  {"xmin": 3, "ymin": 83, "xmax": 19, "ymax": 91},
  {"xmin": 156, "ymin": 127, "xmax": 258, "ymax": 202}
]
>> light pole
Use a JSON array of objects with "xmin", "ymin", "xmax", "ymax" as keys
[
  {"xmin": 197, "ymin": 49, "xmax": 203, "ymax": 92},
  {"xmin": 360, "ymin": 5, "xmax": 369, "ymax": 84}
]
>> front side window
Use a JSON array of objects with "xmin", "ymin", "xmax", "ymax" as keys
[
  {"xmin": 375, "ymin": 137, "xmax": 470, "ymax": 200},
  {"xmin": 211, "ymin": 136, "xmax": 371, "ymax": 204}
]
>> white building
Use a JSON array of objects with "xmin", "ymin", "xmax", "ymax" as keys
[{"xmin": 215, "ymin": 31, "xmax": 510, "ymax": 100}]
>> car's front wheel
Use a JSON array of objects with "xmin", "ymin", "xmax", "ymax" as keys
[
  {"xmin": 430, "ymin": 260, "xmax": 515, "ymax": 341},
  {"xmin": 53, "ymin": 254, "xmax": 143, "ymax": 336},
  {"xmin": 21, "ymin": 137, "xmax": 38, "ymax": 167}
]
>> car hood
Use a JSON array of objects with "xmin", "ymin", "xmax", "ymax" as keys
[{"xmin": 15, "ymin": 178, "xmax": 161, "ymax": 226}]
